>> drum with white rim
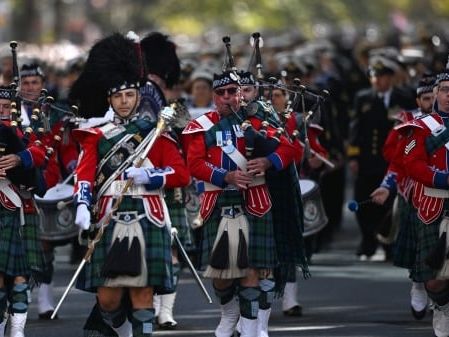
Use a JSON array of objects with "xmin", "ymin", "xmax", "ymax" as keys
[
  {"xmin": 300, "ymin": 179, "xmax": 328, "ymax": 237},
  {"xmin": 34, "ymin": 183, "xmax": 77, "ymax": 241}
]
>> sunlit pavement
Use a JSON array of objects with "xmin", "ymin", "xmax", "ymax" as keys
[{"xmin": 23, "ymin": 206, "xmax": 433, "ymax": 337}]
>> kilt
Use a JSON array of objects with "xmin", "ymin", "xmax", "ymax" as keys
[
  {"xmin": 410, "ymin": 214, "xmax": 440, "ymax": 282},
  {"xmin": 76, "ymin": 197, "xmax": 173, "ymax": 293},
  {"xmin": 199, "ymin": 190, "xmax": 276, "ymax": 271},
  {"xmin": 165, "ymin": 189, "xmax": 194, "ymax": 249},
  {"xmin": 392, "ymin": 195, "xmax": 417, "ymax": 270},
  {"xmin": 0, "ymin": 207, "xmax": 44, "ymax": 278}
]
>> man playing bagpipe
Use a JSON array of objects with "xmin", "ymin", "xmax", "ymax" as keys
[
  {"xmin": 0, "ymin": 85, "xmax": 46, "ymax": 337},
  {"xmin": 183, "ymin": 70, "xmax": 304, "ymax": 337},
  {"xmin": 403, "ymin": 68, "xmax": 449, "ymax": 337},
  {"xmin": 69, "ymin": 33, "xmax": 190, "ymax": 337}
]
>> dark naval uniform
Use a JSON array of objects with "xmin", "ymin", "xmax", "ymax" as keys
[{"xmin": 348, "ymin": 85, "xmax": 415, "ymax": 257}]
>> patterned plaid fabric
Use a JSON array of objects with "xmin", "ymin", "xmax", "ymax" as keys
[
  {"xmin": 199, "ymin": 190, "xmax": 277, "ymax": 271},
  {"xmin": 266, "ymin": 164, "xmax": 309, "ymax": 277},
  {"xmin": 22, "ymin": 212, "xmax": 45, "ymax": 278},
  {"xmin": 165, "ymin": 188, "xmax": 194, "ymax": 248},
  {"xmin": 410, "ymin": 212, "xmax": 440, "ymax": 282},
  {"xmin": 0, "ymin": 208, "xmax": 44, "ymax": 278},
  {"xmin": 392, "ymin": 195, "xmax": 417, "ymax": 270},
  {"xmin": 76, "ymin": 197, "xmax": 173, "ymax": 294}
]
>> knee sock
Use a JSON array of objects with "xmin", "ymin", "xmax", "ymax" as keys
[
  {"xmin": 131, "ymin": 308, "xmax": 155, "ymax": 337},
  {"xmin": 98, "ymin": 305, "xmax": 128, "ymax": 329},
  {"xmin": 10, "ymin": 283, "xmax": 28, "ymax": 314},
  {"xmin": 258, "ymin": 279, "xmax": 275, "ymax": 310},
  {"xmin": 213, "ymin": 281, "xmax": 237, "ymax": 305},
  {"xmin": 238, "ymin": 286, "xmax": 260, "ymax": 319}
]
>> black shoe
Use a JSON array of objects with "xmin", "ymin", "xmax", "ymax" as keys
[
  {"xmin": 158, "ymin": 321, "xmax": 177, "ymax": 330},
  {"xmin": 283, "ymin": 305, "xmax": 303, "ymax": 317},
  {"xmin": 39, "ymin": 310, "xmax": 58, "ymax": 320},
  {"xmin": 411, "ymin": 306, "xmax": 426, "ymax": 320}
]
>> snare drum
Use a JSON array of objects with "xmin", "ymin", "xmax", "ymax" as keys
[
  {"xmin": 300, "ymin": 179, "xmax": 328, "ymax": 237},
  {"xmin": 34, "ymin": 183, "xmax": 77, "ymax": 241}
]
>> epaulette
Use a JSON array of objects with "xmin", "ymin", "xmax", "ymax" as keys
[
  {"xmin": 393, "ymin": 119, "xmax": 423, "ymax": 131},
  {"xmin": 182, "ymin": 112, "xmax": 215, "ymax": 134}
]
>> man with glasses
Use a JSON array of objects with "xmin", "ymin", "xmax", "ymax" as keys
[
  {"xmin": 183, "ymin": 70, "xmax": 297, "ymax": 337},
  {"xmin": 403, "ymin": 70, "xmax": 449, "ymax": 337}
]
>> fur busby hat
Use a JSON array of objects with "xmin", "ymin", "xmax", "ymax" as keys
[
  {"xmin": 140, "ymin": 32, "xmax": 181, "ymax": 89},
  {"xmin": 69, "ymin": 33, "xmax": 140, "ymax": 118}
]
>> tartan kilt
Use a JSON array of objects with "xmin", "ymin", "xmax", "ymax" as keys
[
  {"xmin": 392, "ymin": 195, "xmax": 417, "ymax": 269},
  {"xmin": 199, "ymin": 190, "xmax": 276, "ymax": 271},
  {"xmin": 165, "ymin": 190, "xmax": 194, "ymax": 249},
  {"xmin": 76, "ymin": 197, "xmax": 173, "ymax": 294},
  {"xmin": 0, "ymin": 208, "xmax": 44, "ymax": 278},
  {"xmin": 411, "ymin": 213, "xmax": 440, "ymax": 282}
]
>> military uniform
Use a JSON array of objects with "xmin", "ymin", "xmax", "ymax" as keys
[
  {"xmin": 348, "ymin": 83, "xmax": 415, "ymax": 257},
  {"xmin": 0, "ymin": 92, "xmax": 47, "ymax": 337}
]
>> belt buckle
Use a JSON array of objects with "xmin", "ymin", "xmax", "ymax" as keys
[
  {"xmin": 221, "ymin": 205, "xmax": 243, "ymax": 218},
  {"xmin": 116, "ymin": 211, "xmax": 138, "ymax": 223}
]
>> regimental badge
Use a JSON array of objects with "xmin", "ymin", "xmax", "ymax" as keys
[
  {"xmin": 109, "ymin": 152, "xmax": 125, "ymax": 168},
  {"xmin": 96, "ymin": 173, "xmax": 105, "ymax": 185},
  {"xmin": 121, "ymin": 140, "xmax": 136, "ymax": 153}
]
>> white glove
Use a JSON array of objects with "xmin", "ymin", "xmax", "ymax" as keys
[
  {"xmin": 125, "ymin": 167, "xmax": 150, "ymax": 185},
  {"xmin": 170, "ymin": 227, "xmax": 178, "ymax": 244},
  {"xmin": 75, "ymin": 204, "xmax": 91, "ymax": 230}
]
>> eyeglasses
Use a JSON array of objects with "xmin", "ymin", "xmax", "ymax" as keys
[
  {"xmin": 214, "ymin": 87, "xmax": 239, "ymax": 96},
  {"xmin": 439, "ymin": 86, "xmax": 449, "ymax": 93}
]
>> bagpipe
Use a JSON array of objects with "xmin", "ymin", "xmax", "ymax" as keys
[
  {"xmin": 7, "ymin": 42, "xmax": 80, "ymax": 158},
  {"xmin": 0, "ymin": 123, "xmax": 39, "ymax": 192}
]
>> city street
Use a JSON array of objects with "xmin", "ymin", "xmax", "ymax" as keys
[{"xmin": 23, "ymin": 208, "xmax": 433, "ymax": 337}]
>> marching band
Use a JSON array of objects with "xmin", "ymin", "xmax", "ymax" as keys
[{"xmin": 0, "ymin": 26, "xmax": 449, "ymax": 337}]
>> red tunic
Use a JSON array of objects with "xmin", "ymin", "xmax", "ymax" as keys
[
  {"xmin": 403, "ymin": 113, "xmax": 449, "ymax": 224},
  {"xmin": 73, "ymin": 124, "xmax": 190, "ymax": 224},
  {"xmin": 183, "ymin": 111, "xmax": 296, "ymax": 221}
]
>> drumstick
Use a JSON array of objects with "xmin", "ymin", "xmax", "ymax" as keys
[
  {"xmin": 347, "ymin": 199, "xmax": 372, "ymax": 212},
  {"xmin": 56, "ymin": 200, "xmax": 72, "ymax": 210}
]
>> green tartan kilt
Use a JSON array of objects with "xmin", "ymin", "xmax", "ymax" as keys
[
  {"xmin": 165, "ymin": 191, "xmax": 194, "ymax": 249},
  {"xmin": 0, "ymin": 208, "xmax": 44, "ymax": 278},
  {"xmin": 392, "ymin": 195, "xmax": 417, "ymax": 270},
  {"xmin": 410, "ymin": 213, "xmax": 440, "ymax": 282},
  {"xmin": 76, "ymin": 197, "xmax": 173, "ymax": 293},
  {"xmin": 199, "ymin": 190, "xmax": 277, "ymax": 271}
]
